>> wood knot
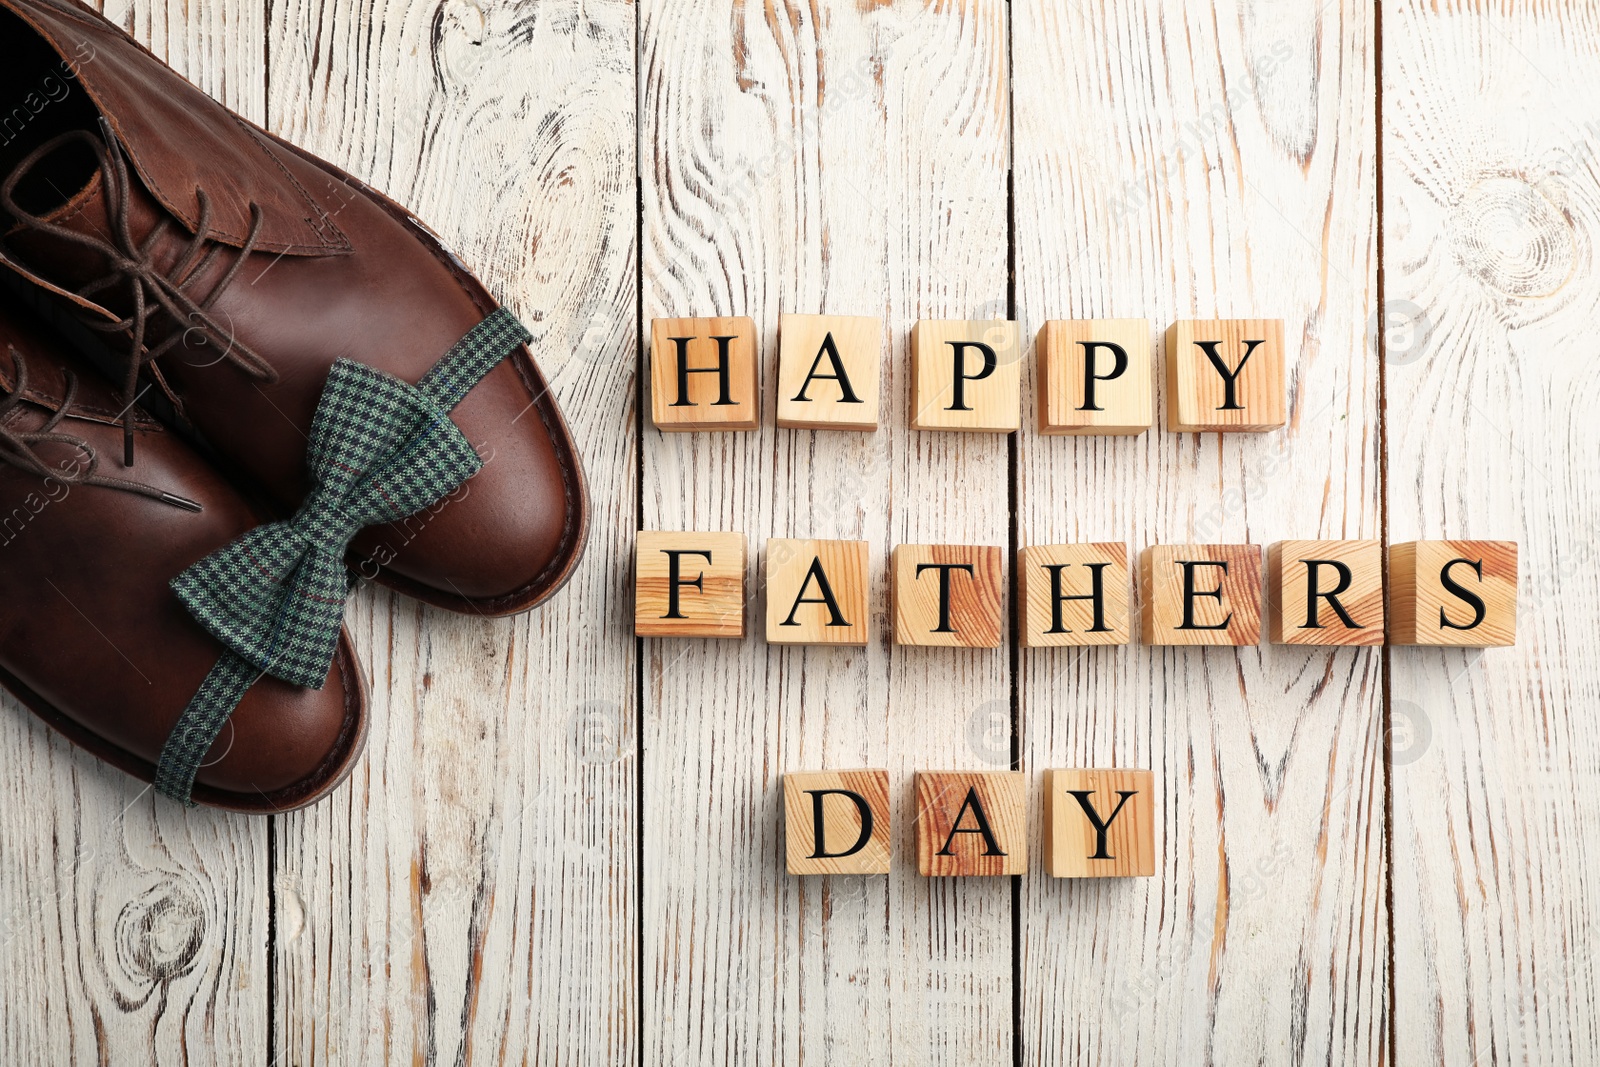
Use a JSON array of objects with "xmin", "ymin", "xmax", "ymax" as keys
[
  {"xmin": 432, "ymin": 1, "xmax": 489, "ymax": 87},
  {"xmin": 115, "ymin": 880, "xmax": 205, "ymax": 983},
  {"xmin": 1448, "ymin": 176, "xmax": 1575, "ymax": 298}
]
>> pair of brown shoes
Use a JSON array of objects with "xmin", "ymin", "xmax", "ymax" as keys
[{"xmin": 0, "ymin": 0, "xmax": 589, "ymax": 811}]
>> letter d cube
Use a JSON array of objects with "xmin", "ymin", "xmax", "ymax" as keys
[{"xmin": 784, "ymin": 770, "xmax": 892, "ymax": 875}]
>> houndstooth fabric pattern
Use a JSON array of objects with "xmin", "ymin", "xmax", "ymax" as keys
[
  {"xmin": 155, "ymin": 310, "xmax": 530, "ymax": 803},
  {"xmin": 154, "ymin": 649, "xmax": 259, "ymax": 803},
  {"xmin": 417, "ymin": 307, "xmax": 528, "ymax": 410}
]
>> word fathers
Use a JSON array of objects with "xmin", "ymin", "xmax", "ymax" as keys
[{"xmin": 635, "ymin": 535, "xmax": 1518, "ymax": 648}]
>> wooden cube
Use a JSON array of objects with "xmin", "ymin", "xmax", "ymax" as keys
[
  {"xmin": 1389, "ymin": 540, "xmax": 1517, "ymax": 647},
  {"xmin": 649, "ymin": 316, "xmax": 760, "ymax": 431},
  {"xmin": 784, "ymin": 770, "xmax": 892, "ymax": 875},
  {"xmin": 776, "ymin": 314, "xmax": 881, "ymax": 430},
  {"xmin": 1268, "ymin": 540, "xmax": 1384, "ymax": 646},
  {"xmin": 910, "ymin": 320, "xmax": 1022, "ymax": 432},
  {"xmin": 635, "ymin": 531, "xmax": 747, "ymax": 638},
  {"xmin": 1036, "ymin": 319, "xmax": 1154, "ymax": 435},
  {"xmin": 1043, "ymin": 769, "xmax": 1155, "ymax": 878},
  {"xmin": 1018, "ymin": 543, "xmax": 1131, "ymax": 647},
  {"xmin": 914, "ymin": 771, "xmax": 1027, "ymax": 876},
  {"xmin": 1140, "ymin": 544, "xmax": 1263, "ymax": 646},
  {"xmin": 891, "ymin": 544, "xmax": 1005, "ymax": 648},
  {"xmin": 765, "ymin": 539, "xmax": 871, "ymax": 645},
  {"xmin": 1165, "ymin": 319, "xmax": 1286, "ymax": 432}
]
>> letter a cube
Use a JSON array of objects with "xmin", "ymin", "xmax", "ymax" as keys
[
  {"xmin": 776, "ymin": 314, "xmax": 882, "ymax": 430},
  {"xmin": 915, "ymin": 771, "xmax": 1027, "ymax": 876},
  {"xmin": 766, "ymin": 538, "xmax": 871, "ymax": 645}
]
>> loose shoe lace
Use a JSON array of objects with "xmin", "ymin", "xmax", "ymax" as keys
[
  {"xmin": 0, "ymin": 121, "xmax": 279, "ymax": 467},
  {"xmin": 0, "ymin": 345, "xmax": 199, "ymax": 510}
]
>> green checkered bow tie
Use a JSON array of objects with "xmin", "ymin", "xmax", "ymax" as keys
[{"xmin": 170, "ymin": 309, "xmax": 531, "ymax": 690}]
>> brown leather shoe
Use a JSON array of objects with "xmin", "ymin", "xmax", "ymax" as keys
[
  {"xmin": 0, "ymin": 0, "xmax": 588, "ymax": 617},
  {"xmin": 0, "ymin": 288, "xmax": 366, "ymax": 812}
]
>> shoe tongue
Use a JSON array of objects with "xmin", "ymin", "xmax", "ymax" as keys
[{"xmin": 10, "ymin": 0, "xmax": 352, "ymax": 257}]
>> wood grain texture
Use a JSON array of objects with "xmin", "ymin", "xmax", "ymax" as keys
[
  {"xmin": 909, "ymin": 319, "xmax": 1022, "ymax": 432},
  {"xmin": 1387, "ymin": 540, "xmax": 1517, "ymax": 647},
  {"xmin": 764, "ymin": 538, "xmax": 871, "ymax": 646},
  {"xmin": 636, "ymin": 531, "xmax": 748, "ymax": 639},
  {"xmin": 1042, "ymin": 768, "xmax": 1156, "ymax": 879},
  {"xmin": 914, "ymin": 771, "xmax": 1027, "ymax": 877},
  {"xmin": 1138, "ymin": 544, "xmax": 1264, "ymax": 647},
  {"xmin": 1385, "ymin": 4, "xmax": 1600, "ymax": 1062},
  {"xmin": 1018, "ymin": 542, "xmax": 1133, "ymax": 647},
  {"xmin": 264, "ymin": 0, "xmax": 638, "ymax": 1063},
  {"xmin": 641, "ymin": 0, "xmax": 1013, "ymax": 1060},
  {"xmin": 1165, "ymin": 319, "xmax": 1288, "ymax": 432},
  {"xmin": 0, "ymin": 5, "xmax": 270, "ymax": 1064},
  {"xmin": 1266, "ymin": 539, "xmax": 1385, "ymax": 646},
  {"xmin": 891, "ymin": 544, "xmax": 1005, "ymax": 648},
  {"xmin": 1036, "ymin": 319, "xmax": 1156, "ymax": 435},
  {"xmin": 12, "ymin": 3, "xmax": 1600, "ymax": 1063},
  {"xmin": 1014, "ymin": 2, "xmax": 1385, "ymax": 1063},
  {"xmin": 774, "ymin": 314, "xmax": 883, "ymax": 430},
  {"xmin": 650, "ymin": 317, "xmax": 761, "ymax": 431},
  {"xmin": 783, "ymin": 770, "xmax": 892, "ymax": 876}
]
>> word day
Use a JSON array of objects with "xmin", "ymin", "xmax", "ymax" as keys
[
  {"xmin": 649, "ymin": 314, "xmax": 1286, "ymax": 434},
  {"xmin": 783, "ymin": 769, "xmax": 1154, "ymax": 878},
  {"xmin": 634, "ymin": 535, "xmax": 1518, "ymax": 648}
]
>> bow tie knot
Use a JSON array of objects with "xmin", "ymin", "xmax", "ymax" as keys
[{"xmin": 170, "ymin": 310, "xmax": 529, "ymax": 690}]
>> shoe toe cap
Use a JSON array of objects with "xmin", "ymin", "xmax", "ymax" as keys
[
  {"xmin": 193, "ymin": 642, "xmax": 366, "ymax": 800},
  {"xmin": 351, "ymin": 351, "xmax": 588, "ymax": 611}
]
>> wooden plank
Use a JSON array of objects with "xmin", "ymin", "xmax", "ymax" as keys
[
  {"xmin": 1013, "ymin": 2, "xmax": 1385, "ymax": 1063},
  {"xmin": 1385, "ymin": 4, "xmax": 1600, "ymax": 1063},
  {"xmin": 639, "ymin": 0, "xmax": 1013, "ymax": 1061},
  {"xmin": 263, "ymin": 1, "xmax": 638, "ymax": 1063},
  {"xmin": 0, "ymin": 4, "xmax": 270, "ymax": 1064}
]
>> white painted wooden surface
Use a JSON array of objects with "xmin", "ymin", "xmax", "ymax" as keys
[
  {"xmin": 0, "ymin": 2, "xmax": 1596, "ymax": 1065},
  {"xmin": 264, "ymin": 1, "xmax": 639, "ymax": 1064},
  {"xmin": 640, "ymin": 1, "xmax": 1012, "ymax": 1063},
  {"xmin": 1386, "ymin": 3, "xmax": 1600, "ymax": 1064},
  {"xmin": 1012, "ymin": 4, "xmax": 1387, "ymax": 1064}
]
